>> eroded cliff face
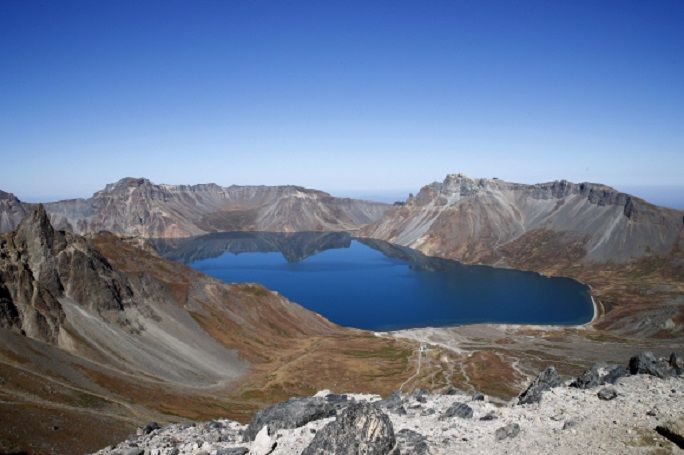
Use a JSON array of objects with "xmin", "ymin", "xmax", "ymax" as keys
[
  {"xmin": 0, "ymin": 205, "xmax": 131, "ymax": 344},
  {"xmin": 35, "ymin": 177, "xmax": 391, "ymax": 238},
  {"xmin": 0, "ymin": 190, "xmax": 31, "ymax": 234},
  {"xmin": 362, "ymin": 174, "xmax": 684, "ymax": 264}
]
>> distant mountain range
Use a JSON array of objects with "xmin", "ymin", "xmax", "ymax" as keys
[
  {"xmin": 362, "ymin": 173, "xmax": 683, "ymax": 264},
  {"xmin": 0, "ymin": 177, "xmax": 391, "ymax": 237}
]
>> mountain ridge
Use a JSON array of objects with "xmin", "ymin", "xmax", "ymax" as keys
[
  {"xmin": 363, "ymin": 173, "xmax": 683, "ymax": 264},
  {"xmin": 0, "ymin": 177, "xmax": 391, "ymax": 238}
]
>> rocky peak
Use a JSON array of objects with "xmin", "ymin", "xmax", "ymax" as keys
[
  {"xmin": 1, "ymin": 207, "xmax": 134, "ymax": 342},
  {"xmin": 442, "ymin": 173, "xmax": 489, "ymax": 197},
  {"xmin": 15, "ymin": 204, "xmax": 58, "ymax": 250},
  {"xmin": 0, "ymin": 189, "xmax": 20, "ymax": 202},
  {"xmin": 98, "ymin": 177, "xmax": 155, "ymax": 195}
]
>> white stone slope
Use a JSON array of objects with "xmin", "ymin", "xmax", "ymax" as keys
[{"xmin": 95, "ymin": 375, "xmax": 683, "ymax": 455}]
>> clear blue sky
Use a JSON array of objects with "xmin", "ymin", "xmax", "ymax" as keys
[{"xmin": 1, "ymin": 0, "xmax": 682, "ymax": 203}]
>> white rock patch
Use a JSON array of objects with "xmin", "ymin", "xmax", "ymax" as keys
[{"xmin": 94, "ymin": 375, "xmax": 683, "ymax": 455}]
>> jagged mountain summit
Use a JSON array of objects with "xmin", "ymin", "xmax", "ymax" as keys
[
  {"xmin": 362, "ymin": 173, "xmax": 684, "ymax": 264},
  {"xmin": 20, "ymin": 177, "xmax": 390, "ymax": 238}
]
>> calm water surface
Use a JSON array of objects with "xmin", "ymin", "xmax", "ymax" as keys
[{"xmin": 155, "ymin": 232, "xmax": 593, "ymax": 331}]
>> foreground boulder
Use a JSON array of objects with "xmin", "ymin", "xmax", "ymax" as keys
[
  {"xmin": 629, "ymin": 352, "xmax": 672, "ymax": 378},
  {"xmin": 302, "ymin": 402, "xmax": 398, "ymax": 455},
  {"xmin": 569, "ymin": 365, "xmax": 602, "ymax": 389},
  {"xmin": 243, "ymin": 396, "xmax": 337, "ymax": 441},
  {"xmin": 440, "ymin": 402, "xmax": 473, "ymax": 419},
  {"xmin": 517, "ymin": 367, "xmax": 563, "ymax": 405},
  {"xmin": 396, "ymin": 429, "xmax": 430, "ymax": 455},
  {"xmin": 571, "ymin": 364, "xmax": 629, "ymax": 389}
]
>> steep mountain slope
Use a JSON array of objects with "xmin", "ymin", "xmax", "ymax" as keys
[
  {"xmin": 0, "ymin": 205, "xmax": 247, "ymax": 383},
  {"xmin": 0, "ymin": 207, "xmax": 436, "ymax": 454},
  {"xmin": 363, "ymin": 173, "xmax": 683, "ymax": 264},
  {"xmin": 35, "ymin": 177, "xmax": 390, "ymax": 237},
  {"xmin": 362, "ymin": 173, "xmax": 684, "ymax": 336}
]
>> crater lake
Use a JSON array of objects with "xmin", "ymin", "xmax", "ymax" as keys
[{"xmin": 153, "ymin": 232, "xmax": 594, "ymax": 331}]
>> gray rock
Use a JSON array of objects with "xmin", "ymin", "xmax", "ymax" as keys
[
  {"xmin": 602, "ymin": 365, "xmax": 629, "ymax": 384},
  {"xmin": 396, "ymin": 428, "xmax": 430, "ymax": 455},
  {"xmin": 443, "ymin": 386, "xmax": 462, "ymax": 396},
  {"xmin": 629, "ymin": 352, "xmax": 672, "ymax": 378},
  {"xmin": 573, "ymin": 363, "xmax": 630, "ymax": 388},
  {"xmin": 441, "ymin": 402, "xmax": 473, "ymax": 419},
  {"xmin": 480, "ymin": 412, "xmax": 498, "ymax": 421},
  {"xmin": 472, "ymin": 392, "xmax": 485, "ymax": 401},
  {"xmin": 669, "ymin": 352, "xmax": 683, "ymax": 375},
  {"xmin": 325, "ymin": 393, "xmax": 349, "ymax": 406},
  {"xmin": 216, "ymin": 449, "xmax": 249, "ymax": 455},
  {"xmin": 142, "ymin": 422, "xmax": 160, "ymax": 435},
  {"xmin": 495, "ymin": 423, "xmax": 520, "ymax": 441},
  {"xmin": 394, "ymin": 406, "xmax": 408, "ymax": 416},
  {"xmin": 243, "ymin": 396, "xmax": 337, "ymax": 441},
  {"xmin": 302, "ymin": 401, "xmax": 398, "ymax": 455},
  {"xmin": 570, "ymin": 364, "xmax": 601, "ymax": 389},
  {"xmin": 517, "ymin": 367, "xmax": 563, "ymax": 405},
  {"xmin": 413, "ymin": 388, "xmax": 428, "ymax": 403},
  {"xmin": 597, "ymin": 387, "xmax": 618, "ymax": 401},
  {"xmin": 377, "ymin": 391, "xmax": 406, "ymax": 414}
]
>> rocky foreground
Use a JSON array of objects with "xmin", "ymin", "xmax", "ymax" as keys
[{"xmin": 96, "ymin": 352, "xmax": 683, "ymax": 455}]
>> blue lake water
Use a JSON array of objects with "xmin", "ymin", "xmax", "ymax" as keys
[{"xmin": 156, "ymin": 232, "xmax": 593, "ymax": 331}]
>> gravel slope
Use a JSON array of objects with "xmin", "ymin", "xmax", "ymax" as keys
[{"xmin": 94, "ymin": 374, "xmax": 683, "ymax": 454}]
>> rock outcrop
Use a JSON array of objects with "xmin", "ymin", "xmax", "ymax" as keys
[
  {"xmin": 629, "ymin": 351, "xmax": 676, "ymax": 378},
  {"xmin": 517, "ymin": 366, "xmax": 563, "ymax": 405},
  {"xmin": 0, "ymin": 205, "xmax": 131, "ymax": 343},
  {"xmin": 301, "ymin": 402, "xmax": 398, "ymax": 455},
  {"xmin": 0, "ymin": 177, "xmax": 390, "ymax": 237},
  {"xmin": 243, "ymin": 396, "xmax": 338, "ymax": 441}
]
